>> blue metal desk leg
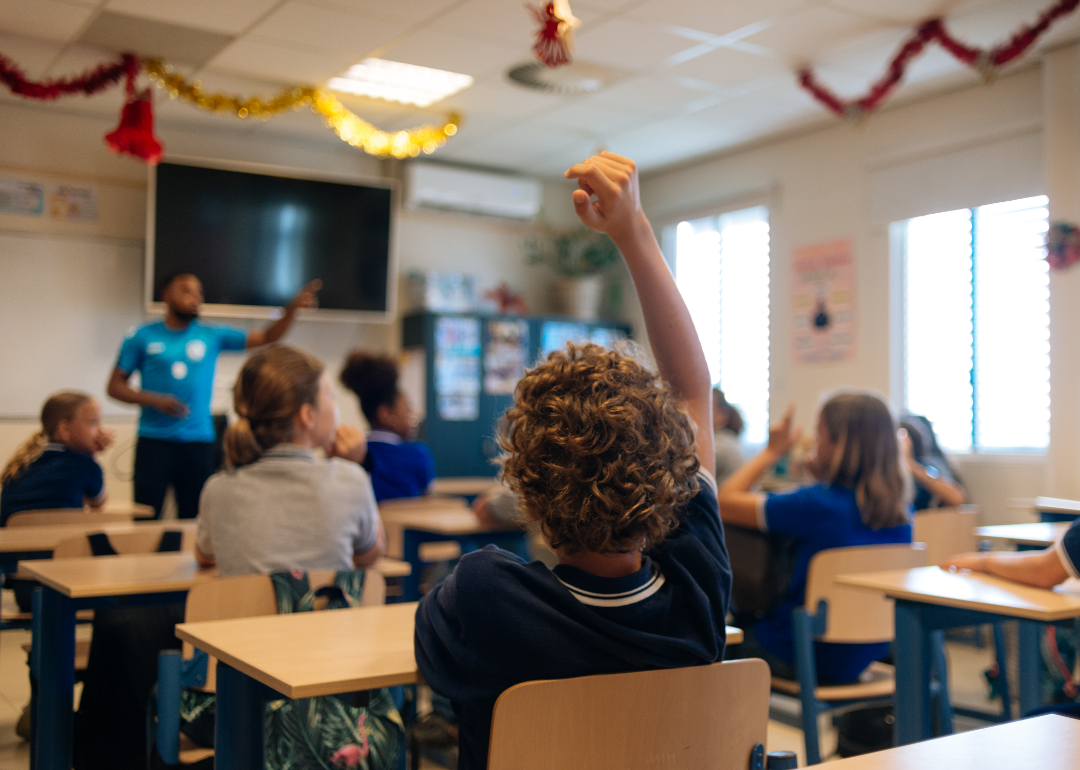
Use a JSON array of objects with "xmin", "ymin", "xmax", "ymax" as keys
[
  {"xmin": 401, "ymin": 529, "xmax": 424, "ymax": 603},
  {"xmin": 894, "ymin": 600, "xmax": 934, "ymax": 745},
  {"xmin": 1017, "ymin": 620, "xmax": 1043, "ymax": 717},
  {"xmin": 31, "ymin": 587, "xmax": 75, "ymax": 770},
  {"xmin": 215, "ymin": 663, "xmax": 267, "ymax": 770}
]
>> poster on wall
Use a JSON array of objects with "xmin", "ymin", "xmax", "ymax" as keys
[
  {"xmin": 434, "ymin": 316, "xmax": 481, "ymax": 421},
  {"xmin": 791, "ymin": 240, "xmax": 855, "ymax": 364},
  {"xmin": 0, "ymin": 179, "xmax": 44, "ymax": 217},
  {"xmin": 484, "ymin": 319, "xmax": 529, "ymax": 395},
  {"xmin": 47, "ymin": 185, "xmax": 98, "ymax": 221}
]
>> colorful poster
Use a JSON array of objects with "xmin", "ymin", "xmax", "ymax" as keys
[
  {"xmin": 434, "ymin": 316, "xmax": 481, "ymax": 421},
  {"xmin": 792, "ymin": 240, "xmax": 855, "ymax": 364},
  {"xmin": 484, "ymin": 319, "xmax": 529, "ymax": 395},
  {"xmin": 0, "ymin": 179, "xmax": 44, "ymax": 217},
  {"xmin": 48, "ymin": 185, "xmax": 98, "ymax": 221}
]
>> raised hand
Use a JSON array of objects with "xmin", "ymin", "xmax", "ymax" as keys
[
  {"xmin": 328, "ymin": 423, "xmax": 367, "ymax": 465},
  {"xmin": 563, "ymin": 152, "xmax": 647, "ymax": 245},
  {"xmin": 766, "ymin": 404, "xmax": 802, "ymax": 460},
  {"xmin": 289, "ymin": 279, "xmax": 322, "ymax": 311}
]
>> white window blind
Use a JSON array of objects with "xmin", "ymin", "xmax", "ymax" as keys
[
  {"xmin": 674, "ymin": 206, "xmax": 770, "ymax": 445},
  {"xmin": 904, "ymin": 195, "xmax": 1049, "ymax": 452}
]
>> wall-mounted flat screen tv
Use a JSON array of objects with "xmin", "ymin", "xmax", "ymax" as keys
[{"xmin": 147, "ymin": 159, "xmax": 395, "ymax": 321}]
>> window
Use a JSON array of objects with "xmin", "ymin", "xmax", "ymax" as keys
[
  {"xmin": 902, "ymin": 195, "xmax": 1049, "ymax": 452},
  {"xmin": 672, "ymin": 206, "xmax": 770, "ymax": 445}
]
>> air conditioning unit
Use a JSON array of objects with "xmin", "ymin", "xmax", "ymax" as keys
[{"xmin": 405, "ymin": 163, "xmax": 541, "ymax": 220}]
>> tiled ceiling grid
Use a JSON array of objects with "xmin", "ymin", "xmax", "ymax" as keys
[{"xmin": 0, "ymin": 0, "xmax": 1078, "ymax": 176}]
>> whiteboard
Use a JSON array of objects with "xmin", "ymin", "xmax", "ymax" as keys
[{"xmin": 0, "ymin": 230, "xmax": 147, "ymax": 418}]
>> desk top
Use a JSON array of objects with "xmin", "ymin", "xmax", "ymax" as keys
[
  {"xmin": 381, "ymin": 509, "xmax": 521, "ymax": 535},
  {"xmin": 100, "ymin": 501, "xmax": 155, "ymax": 518},
  {"xmin": 0, "ymin": 521, "xmax": 197, "ymax": 554},
  {"xmin": 808, "ymin": 714, "xmax": 1080, "ymax": 769},
  {"xmin": 430, "ymin": 477, "xmax": 500, "ymax": 496},
  {"xmin": 837, "ymin": 566, "xmax": 1080, "ymax": 622},
  {"xmin": 177, "ymin": 604, "xmax": 745, "ymax": 700},
  {"xmin": 19, "ymin": 552, "xmax": 207, "ymax": 598},
  {"xmin": 372, "ymin": 558, "xmax": 411, "ymax": 577},
  {"xmin": 1032, "ymin": 497, "xmax": 1080, "ymax": 515},
  {"xmin": 977, "ymin": 522, "xmax": 1068, "ymax": 547},
  {"xmin": 177, "ymin": 602, "xmax": 422, "ymax": 697}
]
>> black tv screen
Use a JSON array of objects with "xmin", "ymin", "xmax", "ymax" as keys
[{"xmin": 149, "ymin": 161, "xmax": 394, "ymax": 318}]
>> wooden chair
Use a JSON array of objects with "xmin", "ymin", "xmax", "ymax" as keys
[
  {"xmin": 912, "ymin": 505, "xmax": 1012, "ymax": 721},
  {"xmin": 6, "ymin": 509, "xmax": 133, "ymax": 527},
  {"xmin": 155, "ymin": 569, "xmax": 386, "ymax": 766},
  {"xmin": 768, "ymin": 543, "xmax": 935, "ymax": 765},
  {"xmin": 487, "ymin": 659, "xmax": 770, "ymax": 770}
]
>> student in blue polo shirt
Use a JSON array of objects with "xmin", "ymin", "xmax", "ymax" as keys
[
  {"xmin": 339, "ymin": 351, "xmax": 435, "ymax": 501},
  {"xmin": 414, "ymin": 153, "xmax": 731, "ymax": 770},
  {"xmin": 718, "ymin": 392, "xmax": 912, "ymax": 685},
  {"xmin": 107, "ymin": 273, "xmax": 319, "ymax": 519}
]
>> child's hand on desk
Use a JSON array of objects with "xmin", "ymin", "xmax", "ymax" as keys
[
  {"xmin": 941, "ymin": 553, "xmax": 983, "ymax": 573},
  {"xmin": 329, "ymin": 424, "xmax": 367, "ymax": 465},
  {"xmin": 564, "ymin": 152, "xmax": 649, "ymax": 245}
]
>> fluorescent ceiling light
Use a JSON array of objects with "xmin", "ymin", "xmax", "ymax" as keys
[{"xmin": 328, "ymin": 59, "xmax": 473, "ymax": 107}]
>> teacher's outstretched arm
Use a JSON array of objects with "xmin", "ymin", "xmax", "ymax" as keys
[{"xmin": 246, "ymin": 279, "xmax": 322, "ymax": 348}]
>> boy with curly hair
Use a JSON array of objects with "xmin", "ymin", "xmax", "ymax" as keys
[{"xmin": 414, "ymin": 153, "xmax": 731, "ymax": 770}]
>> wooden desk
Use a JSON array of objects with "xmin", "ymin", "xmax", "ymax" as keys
[
  {"xmin": 1032, "ymin": 496, "xmax": 1080, "ymax": 522},
  {"xmin": 372, "ymin": 557, "xmax": 411, "ymax": 578},
  {"xmin": 178, "ymin": 604, "xmax": 744, "ymax": 770},
  {"xmin": 430, "ymin": 477, "xmax": 499, "ymax": 497},
  {"xmin": 0, "ymin": 520, "xmax": 197, "ymax": 556},
  {"xmin": 837, "ymin": 566, "xmax": 1080, "ymax": 744},
  {"xmin": 100, "ymin": 501, "xmax": 155, "ymax": 518},
  {"xmin": 25, "ymin": 552, "xmax": 213, "ymax": 770},
  {"xmin": 808, "ymin": 714, "xmax": 1080, "ymax": 770},
  {"xmin": 977, "ymin": 522, "xmax": 1068, "ymax": 549},
  {"xmin": 381, "ymin": 508, "xmax": 527, "ymax": 601}
]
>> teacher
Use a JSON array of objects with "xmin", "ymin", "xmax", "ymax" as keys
[{"xmin": 107, "ymin": 273, "xmax": 320, "ymax": 519}]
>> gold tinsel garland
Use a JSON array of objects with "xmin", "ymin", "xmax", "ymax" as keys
[{"xmin": 143, "ymin": 58, "xmax": 460, "ymax": 158}]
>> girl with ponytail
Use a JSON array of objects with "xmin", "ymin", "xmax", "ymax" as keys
[{"xmin": 1, "ymin": 391, "xmax": 115, "ymax": 525}]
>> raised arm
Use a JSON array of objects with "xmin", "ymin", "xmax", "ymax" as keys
[
  {"xmin": 564, "ymin": 152, "xmax": 714, "ymax": 469},
  {"xmin": 717, "ymin": 405, "xmax": 802, "ymax": 528},
  {"xmin": 246, "ymin": 280, "xmax": 321, "ymax": 348}
]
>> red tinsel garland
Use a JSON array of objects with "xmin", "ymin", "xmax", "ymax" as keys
[
  {"xmin": 800, "ymin": 0, "xmax": 1080, "ymax": 119},
  {"xmin": 0, "ymin": 52, "xmax": 137, "ymax": 100}
]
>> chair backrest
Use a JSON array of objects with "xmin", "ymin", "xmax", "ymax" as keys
[
  {"xmin": 804, "ymin": 543, "xmax": 927, "ymax": 644},
  {"xmin": 183, "ymin": 568, "xmax": 386, "ymax": 690},
  {"xmin": 51, "ymin": 527, "xmax": 196, "ymax": 559},
  {"xmin": 7, "ymin": 509, "xmax": 133, "ymax": 527},
  {"xmin": 487, "ymin": 659, "xmax": 770, "ymax": 770},
  {"xmin": 912, "ymin": 506, "xmax": 980, "ymax": 567}
]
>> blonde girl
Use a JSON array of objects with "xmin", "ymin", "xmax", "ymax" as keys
[
  {"xmin": 1, "ymin": 391, "xmax": 114, "ymax": 525},
  {"xmin": 718, "ymin": 390, "xmax": 912, "ymax": 684}
]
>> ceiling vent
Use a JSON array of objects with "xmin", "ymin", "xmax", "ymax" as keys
[{"xmin": 506, "ymin": 60, "xmax": 618, "ymax": 95}]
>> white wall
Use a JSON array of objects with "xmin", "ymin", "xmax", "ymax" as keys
[
  {"xmin": 0, "ymin": 98, "xmax": 577, "ymax": 499},
  {"xmin": 638, "ymin": 63, "xmax": 1060, "ymax": 526}
]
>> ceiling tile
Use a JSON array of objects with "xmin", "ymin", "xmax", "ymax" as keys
[
  {"xmin": 665, "ymin": 45, "xmax": 789, "ymax": 90},
  {"xmin": 0, "ymin": 32, "xmax": 64, "ymax": 77},
  {"xmin": 436, "ymin": 0, "xmax": 547, "ymax": 45},
  {"xmin": 302, "ymin": 0, "xmax": 460, "ymax": 27},
  {"xmin": 247, "ymin": 2, "xmax": 408, "ymax": 58},
  {"xmin": 825, "ymin": 0, "xmax": 998, "ymax": 25},
  {"xmin": 378, "ymin": 29, "xmax": 527, "ymax": 80},
  {"xmin": 743, "ymin": 5, "xmax": 895, "ymax": 65},
  {"xmin": 0, "ymin": 0, "xmax": 95, "ymax": 43},
  {"xmin": 78, "ymin": 11, "xmax": 233, "ymax": 67},
  {"xmin": 592, "ymin": 74, "xmax": 707, "ymax": 112},
  {"xmin": 574, "ymin": 18, "xmax": 701, "ymax": 71},
  {"xmin": 529, "ymin": 98, "xmax": 642, "ymax": 138},
  {"xmin": 441, "ymin": 75, "xmax": 567, "ymax": 122},
  {"xmin": 628, "ymin": 0, "xmax": 813, "ymax": 39},
  {"xmin": 208, "ymin": 38, "xmax": 354, "ymax": 85},
  {"xmin": 104, "ymin": 0, "xmax": 281, "ymax": 36}
]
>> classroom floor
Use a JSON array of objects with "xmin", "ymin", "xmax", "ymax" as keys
[{"xmin": 0, "ymin": 615, "xmax": 1008, "ymax": 769}]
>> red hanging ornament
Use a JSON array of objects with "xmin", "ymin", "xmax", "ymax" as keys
[
  {"xmin": 483, "ymin": 282, "xmax": 528, "ymax": 315},
  {"xmin": 105, "ymin": 58, "xmax": 163, "ymax": 165},
  {"xmin": 526, "ymin": 0, "xmax": 580, "ymax": 68}
]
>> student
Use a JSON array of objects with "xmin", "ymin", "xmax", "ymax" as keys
[
  {"xmin": 107, "ymin": 273, "xmax": 319, "ymax": 519},
  {"xmin": 0, "ymin": 391, "xmax": 114, "ymax": 524},
  {"xmin": 713, "ymin": 388, "xmax": 746, "ymax": 485},
  {"xmin": 718, "ymin": 392, "xmax": 912, "ymax": 684},
  {"xmin": 196, "ymin": 345, "xmax": 385, "ymax": 576},
  {"xmin": 414, "ymin": 152, "xmax": 730, "ymax": 770},
  {"xmin": 339, "ymin": 351, "xmax": 435, "ymax": 501},
  {"xmin": 900, "ymin": 414, "xmax": 966, "ymax": 509}
]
